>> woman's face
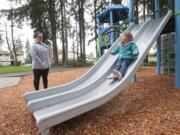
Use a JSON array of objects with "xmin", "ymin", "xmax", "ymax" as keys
[{"xmin": 35, "ymin": 34, "xmax": 43, "ymax": 43}]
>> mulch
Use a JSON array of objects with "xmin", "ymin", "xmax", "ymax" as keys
[{"xmin": 0, "ymin": 67, "xmax": 179, "ymax": 135}]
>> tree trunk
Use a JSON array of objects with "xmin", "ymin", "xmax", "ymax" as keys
[
  {"xmin": 111, "ymin": 0, "xmax": 122, "ymax": 4},
  {"xmin": 72, "ymin": 33, "xmax": 76, "ymax": 61},
  {"xmin": 147, "ymin": 1, "xmax": 150, "ymax": 17},
  {"xmin": 78, "ymin": 0, "xmax": 86, "ymax": 62},
  {"xmin": 11, "ymin": 9, "xmax": 18, "ymax": 66},
  {"xmin": 81, "ymin": 1, "xmax": 86, "ymax": 62},
  {"xmin": 77, "ymin": 0, "xmax": 83, "ymax": 61},
  {"xmin": 143, "ymin": 0, "xmax": 146, "ymax": 21},
  {"xmin": 134, "ymin": 0, "xmax": 139, "ymax": 24},
  {"xmin": 47, "ymin": 0, "xmax": 59, "ymax": 65},
  {"xmin": 60, "ymin": 0, "xmax": 65, "ymax": 64},
  {"xmin": 76, "ymin": 20, "xmax": 79, "ymax": 60},
  {"xmin": 64, "ymin": 2, "xmax": 68, "ymax": 66},
  {"xmin": 65, "ymin": 28, "xmax": 68, "ymax": 66},
  {"xmin": 5, "ymin": 23, "xmax": 14, "ymax": 65},
  {"xmin": 94, "ymin": 0, "xmax": 98, "ymax": 57}
]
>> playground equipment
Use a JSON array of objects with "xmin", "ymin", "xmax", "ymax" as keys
[
  {"xmin": 175, "ymin": 0, "xmax": 180, "ymax": 88},
  {"xmin": 161, "ymin": 32, "xmax": 175, "ymax": 74},
  {"xmin": 24, "ymin": 11, "xmax": 172, "ymax": 135},
  {"xmin": 96, "ymin": 5, "xmax": 129, "ymax": 56}
]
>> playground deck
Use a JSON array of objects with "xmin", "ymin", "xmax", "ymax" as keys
[{"xmin": 0, "ymin": 67, "xmax": 179, "ymax": 135}]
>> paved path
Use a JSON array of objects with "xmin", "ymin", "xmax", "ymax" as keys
[{"xmin": 0, "ymin": 77, "xmax": 21, "ymax": 89}]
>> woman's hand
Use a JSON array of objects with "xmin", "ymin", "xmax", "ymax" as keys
[{"xmin": 40, "ymin": 64, "xmax": 45, "ymax": 69}]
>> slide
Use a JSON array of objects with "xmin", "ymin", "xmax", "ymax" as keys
[
  {"xmin": 24, "ymin": 23, "xmax": 140, "ymax": 112},
  {"xmin": 24, "ymin": 11, "xmax": 172, "ymax": 135}
]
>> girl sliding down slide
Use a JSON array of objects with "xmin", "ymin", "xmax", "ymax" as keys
[{"xmin": 107, "ymin": 31, "xmax": 139, "ymax": 80}]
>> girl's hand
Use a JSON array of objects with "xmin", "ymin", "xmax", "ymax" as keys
[{"xmin": 133, "ymin": 52, "xmax": 139, "ymax": 56}]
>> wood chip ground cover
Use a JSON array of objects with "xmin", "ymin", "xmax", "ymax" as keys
[{"xmin": 0, "ymin": 67, "xmax": 179, "ymax": 135}]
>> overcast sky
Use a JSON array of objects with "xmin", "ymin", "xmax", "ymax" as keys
[{"xmin": 0, "ymin": 0, "xmax": 10, "ymax": 9}]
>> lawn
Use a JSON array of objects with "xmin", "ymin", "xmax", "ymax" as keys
[
  {"xmin": 148, "ymin": 55, "xmax": 157, "ymax": 62},
  {"xmin": 0, "ymin": 66, "xmax": 32, "ymax": 74}
]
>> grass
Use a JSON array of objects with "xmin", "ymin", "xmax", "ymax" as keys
[
  {"xmin": 148, "ymin": 56, "xmax": 157, "ymax": 62},
  {"xmin": 0, "ymin": 66, "xmax": 32, "ymax": 74},
  {"xmin": 142, "ymin": 56, "xmax": 157, "ymax": 66},
  {"xmin": 0, "ymin": 57, "xmax": 156, "ymax": 74}
]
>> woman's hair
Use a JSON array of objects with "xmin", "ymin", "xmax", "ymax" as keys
[
  {"xmin": 33, "ymin": 31, "xmax": 43, "ymax": 38},
  {"xmin": 122, "ymin": 31, "xmax": 133, "ymax": 42}
]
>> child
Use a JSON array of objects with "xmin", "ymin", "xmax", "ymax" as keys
[{"xmin": 107, "ymin": 31, "xmax": 139, "ymax": 80}]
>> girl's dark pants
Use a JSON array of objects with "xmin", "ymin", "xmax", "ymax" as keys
[
  {"xmin": 33, "ymin": 68, "xmax": 49, "ymax": 90},
  {"xmin": 115, "ymin": 58, "xmax": 132, "ymax": 77}
]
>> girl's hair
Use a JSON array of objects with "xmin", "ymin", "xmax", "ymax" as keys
[
  {"xmin": 122, "ymin": 31, "xmax": 133, "ymax": 42},
  {"xmin": 33, "ymin": 31, "xmax": 43, "ymax": 38}
]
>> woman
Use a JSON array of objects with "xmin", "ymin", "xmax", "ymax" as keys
[{"xmin": 31, "ymin": 31, "xmax": 52, "ymax": 91}]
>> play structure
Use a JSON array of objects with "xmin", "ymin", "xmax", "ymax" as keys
[
  {"xmin": 161, "ymin": 32, "xmax": 175, "ymax": 74},
  {"xmin": 96, "ymin": 5, "xmax": 129, "ymax": 56},
  {"xmin": 23, "ymin": 0, "xmax": 180, "ymax": 135},
  {"xmin": 24, "ymin": 12, "xmax": 172, "ymax": 135}
]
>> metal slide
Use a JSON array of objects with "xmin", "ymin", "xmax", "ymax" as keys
[{"xmin": 24, "ymin": 11, "xmax": 172, "ymax": 135}]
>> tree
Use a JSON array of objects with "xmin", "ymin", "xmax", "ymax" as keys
[
  {"xmin": 25, "ymin": 38, "xmax": 30, "ymax": 54},
  {"xmin": 46, "ymin": 0, "xmax": 59, "ymax": 64},
  {"xmin": 111, "ymin": 0, "xmax": 122, "ymax": 4},
  {"xmin": 134, "ymin": 0, "xmax": 139, "ymax": 23},
  {"xmin": 25, "ymin": 38, "xmax": 31, "ymax": 63},
  {"xmin": 59, "ymin": 0, "xmax": 86, "ymax": 64},
  {"xmin": 67, "ymin": 0, "xmax": 80, "ymax": 61},
  {"xmin": 4, "ymin": 23, "xmax": 14, "ymax": 65},
  {"xmin": 0, "ymin": 22, "xmax": 4, "ymax": 48},
  {"xmin": 59, "ymin": 0, "xmax": 66, "ymax": 64},
  {"xmin": 76, "ymin": 0, "xmax": 86, "ymax": 62},
  {"xmin": 7, "ymin": 8, "xmax": 18, "ymax": 65},
  {"xmin": 15, "ymin": 37, "xmax": 23, "ymax": 54},
  {"xmin": 0, "ymin": 34, "xmax": 4, "ymax": 50},
  {"xmin": 4, "ymin": 22, "xmax": 24, "ymax": 65}
]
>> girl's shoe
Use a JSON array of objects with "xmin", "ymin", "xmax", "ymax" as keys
[
  {"xmin": 113, "ymin": 70, "xmax": 122, "ymax": 80},
  {"xmin": 107, "ymin": 73, "xmax": 116, "ymax": 79}
]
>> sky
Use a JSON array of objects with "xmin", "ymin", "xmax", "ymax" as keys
[{"xmin": 0, "ymin": 0, "xmax": 10, "ymax": 9}]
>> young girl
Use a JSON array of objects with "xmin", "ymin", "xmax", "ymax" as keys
[{"xmin": 107, "ymin": 31, "xmax": 139, "ymax": 80}]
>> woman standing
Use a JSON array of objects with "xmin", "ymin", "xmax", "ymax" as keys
[{"xmin": 31, "ymin": 31, "xmax": 52, "ymax": 91}]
